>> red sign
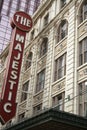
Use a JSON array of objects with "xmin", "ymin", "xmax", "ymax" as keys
[
  {"xmin": 11, "ymin": 11, "xmax": 32, "ymax": 31},
  {"xmin": 0, "ymin": 11, "xmax": 32, "ymax": 124}
]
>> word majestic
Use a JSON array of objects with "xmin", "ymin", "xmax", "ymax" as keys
[
  {"xmin": 5, "ymin": 34, "xmax": 25, "ymax": 113},
  {"xmin": 0, "ymin": 11, "xmax": 32, "ymax": 125}
]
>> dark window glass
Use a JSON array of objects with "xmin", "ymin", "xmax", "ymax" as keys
[
  {"xmin": 80, "ymin": 1, "xmax": 87, "ymax": 23},
  {"xmin": 79, "ymin": 37, "xmax": 87, "ymax": 66},
  {"xmin": 36, "ymin": 69, "xmax": 45, "ymax": 93},
  {"xmin": 52, "ymin": 92, "xmax": 65, "ymax": 111},
  {"xmin": 18, "ymin": 113, "xmax": 25, "ymax": 121},
  {"xmin": 21, "ymin": 81, "xmax": 29, "ymax": 102},
  {"xmin": 44, "ymin": 13, "xmax": 49, "ymax": 26},
  {"xmin": 25, "ymin": 52, "xmax": 32, "ymax": 70},
  {"xmin": 61, "ymin": 0, "xmax": 66, "ymax": 8},
  {"xmin": 79, "ymin": 81, "xmax": 87, "ymax": 117},
  {"xmin": 33, "ymin": 104, "xmax": 42, "ymax": 114},
  {"xmin": 57, "ymin": 20, "xmax": 68, "ymax": 43},
  {"xmin": 54, "ymin": 54, "xmax": 66, "ymax": 81},
  {"xmin": 39, "ymin": 38, "xmax": 48, "ymax": 58}
]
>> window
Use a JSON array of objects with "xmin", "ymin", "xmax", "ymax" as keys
[
  {"xmin": 54, "ymin": 54, "xmax": 66, "ymax": 81},
  {"xmin": 21, "ymin": 81, "xmax": 29, "ymax": 102},
  {"xmin": 7, "ymin": 0, "xmax": 13, "ymax": 16},
  {"xmin": 52, "ymin": 92, "xmax": 65, "ymax": 111},
  {"xmin": 24, "ymin": 0, "xmax": 30, "ymax": 12},
  {"xmin": 0, "ymin": 0, "xmax": 3, "ymax": 14},
  {"xmin": 30, "ymin": 30, "xmax": 34, "ymax": 41},
  {"xmin": 78, "ymin": 81, "xmax": 87, "ymax": 117},
  {"xmin": 79, "ymin": 37, "xmax": 87, "ymax": 66},
  {"xmin": 25, "ymin": 52, "xmax": 32, "ymax": 70},
  {"xmin": 16, "ymin": 0, "xmax": 21, "ymax": 11},
  {"xmin": 80, "ymin": 1, "xmax": 87, "ymax": 23},
  {"xmin": 33, "ymin": 0, "xmax": 40, "ymax": 13},
  {"xmin": 18, "ymin": 112, "xmax": 25, "ymax": 121},
  {"xmin": 39, "ymin": 38, "xmax": 48, "ymax": 58},
  {"xmin": 57, "ymin": 20, "xmax": 68, "ymax": 43},
  {"xmin": 36, "ymin": 69, "xmax": 45, "ymax": 93},
  {"xmin": 43, "ymin": 13, "xmax": 49, "ymax": 27},
  {"xmin": 33, "ymin": 104, "xmax": 42, "ymax": 114},
  {"xmin": 61, "ymin": 0, "xmax": 66, "ymax": 8}
]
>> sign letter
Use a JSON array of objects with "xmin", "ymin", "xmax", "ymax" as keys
[{"xmin": 4, "ymin": 103, "xmax": 12, "ymax": 113}]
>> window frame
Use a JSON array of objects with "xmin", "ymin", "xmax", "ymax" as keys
[
  {"xmin": 79, "ymin": 37, "xmax": 87, "ymax": 66},
  {"xmin": 33, "ymin": 104, "xmax": 42, "ymax": 114},
  {"xmin": 43, "ymin": 13, "xmax": 49, "ymax": 27},
  {"xmin": 57, "ymin": 20, "xmax": 68, "ymax": 43},
  {"xmin": 52, "ymin": 92, "xmax": 65, "ymax": 111},
  {"xmin": 25, "ymin": 52, "xmax": 33, "ymax": 71},
  {"xmin": 21, "ymin": 81, "xmax": 29, "ymax": 102},
  {"xmin": 79, "ymin": 1, "xmax": 87, "ymax": 24},
  {"xmin": 18, "ymin": 112, "xmax": 25, "ymax": 121},
  {"xmin": 39, "ymin": 38, "xmax": 48, "ymax": 58},
  {"xmin": 36, "ymin": 69, "xmax": 45, "ymax": 93},
  {"xmin": 54, "ymin": 53, "xmax": 66, "ymax": 81},
  {"xmin": 30, "ymin": 29, "xmax": 35, "ymax": 41},
  {"xmin": 78, "ymin": 81, "xmax": 87, "ymax": 117}
]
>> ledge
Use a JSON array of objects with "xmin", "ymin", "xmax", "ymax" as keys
[{"xmin": 2, "ymin": 107, "xmax": 87, "ymax": 130}]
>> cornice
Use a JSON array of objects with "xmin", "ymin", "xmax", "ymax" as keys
[
  {"xmin": 3, "ymin": 108, "xmax": 87, "ymax": 130},
  {"xmin": 33, "ymin": 0, "xmax": 53, "ymax": 22}
]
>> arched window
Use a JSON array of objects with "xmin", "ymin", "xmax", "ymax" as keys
[
  {"xmin": 57, "ymin": 20, "xmax": 68, "ymax": 43},
  {"xmin": 25, "ymin": 52, "xmax": 33, "ymax": 70},
  {"xmin": 79, "ymin": 0, "xmax": 87, "ymax": 23},
  {"xmin": 39, "ymin": 38, "xmax": 48, "ymax": 58}
]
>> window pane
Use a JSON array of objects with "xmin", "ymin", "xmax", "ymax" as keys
[
  {"xmin": 79, "ymin": 104, "xmax": 83, "ymax": 116},
  {"xmin": 61, "ymin": 21, "xmax": 67, "ymax": 39},
  {"xmin": 84, "ymin": 39, "xmax": 87, "ymax": 63},
  {"xmin": 44, "ymin": 13, "xmax": 49, "ymax": 26},
  {"xmin": 36, "ymin": 69, "xmax": 45, "ymax": 93},
  {"xmin": 39, "ymin": 38, "xmax": 48, "ymax": 58},
  {"xmin": 83, "ymin": 4, "xmax": 87, "ymax": 20},
  {"xmin": 21, "ymin": 81, "xmax": 29, "ymax": 102},
  {"xmin": 79, "ymin": 83, "xmax": 82, "ymax": 103},
  {"xmin": 78, "ymin": 81, "xmax": 87, "ymax": 116},
  {"xmin": 33, "ymin": 104, "xmax": 42, "ymax": 114},
  {"xmin": 79, "ymin": 55, "xmax": 83, "ymax": 66},
  {"xmin": 18, "ymin": 113, "xmax": 25, "ymax": 121},
  {"xmin": 25, "ymin": 52, "xmax": 32, "ymax": 70},
  {"xmin": 79, "ymin": 38, "xmax": 87, "ymax": 66},
  {"xmin": 52, "ymin": 92, "xmax": 65, "ymax": 111},
  {"xmin": 54, "ymin": 54, "xmax": 66, "ymax": 81},
  {"xmin": 58, "ymin": 96, "xmax": 63, "ymax": 110},
  {"xmin": 57, "ymin": 20, "xmax": 68, "ymax": 42},
  {"xmin": 84, "ymin": 103, "xmax": 87, "ymax": 117},
  {"xmin": 81, "ymin": 2, "xmax": 87, "ymax": 22}
]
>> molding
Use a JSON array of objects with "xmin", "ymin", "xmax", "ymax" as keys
[{"xmin": 4, "ymin": 108, "xmax": 87, "ymax": 130}]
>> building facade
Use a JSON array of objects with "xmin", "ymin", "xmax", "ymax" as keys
[{"xmin": 0, "ymin": 0, "xmax": 87, "ymax": 129}]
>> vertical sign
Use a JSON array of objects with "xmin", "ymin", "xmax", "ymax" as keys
[{"xmin": 0, "ymin": 11, "xmax": 32, "ymax": 124}]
